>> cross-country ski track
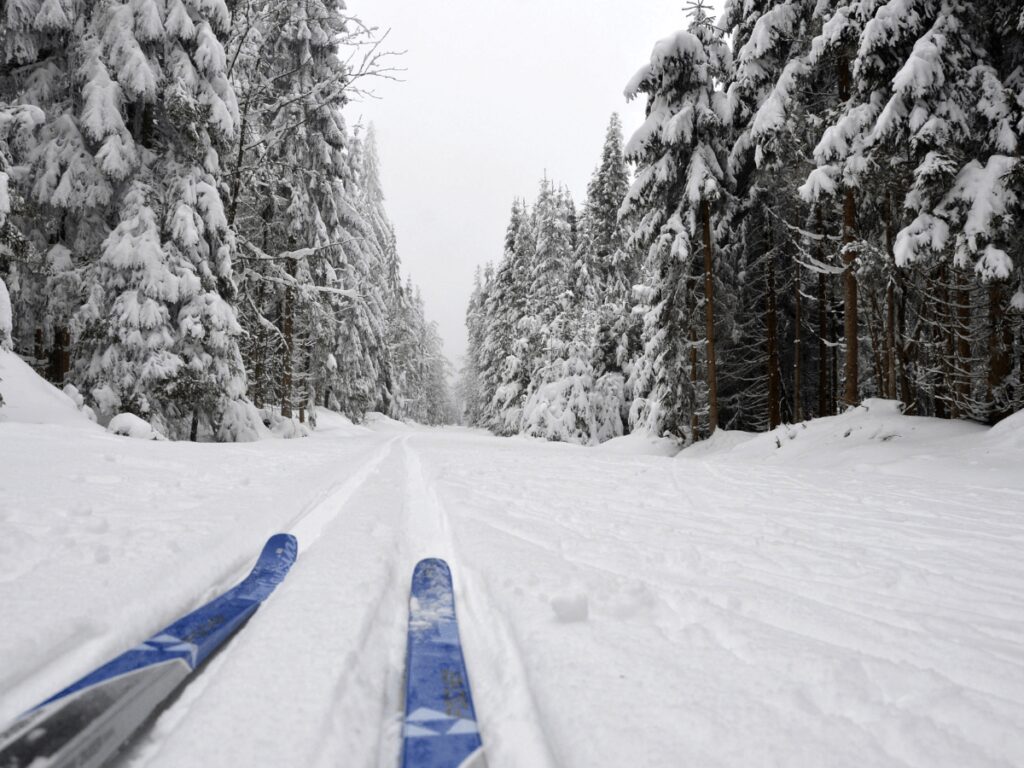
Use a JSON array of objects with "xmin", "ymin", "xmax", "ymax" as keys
[{"xmin": 2, "ymin": 390, "xmax": 1024, "ymax": 766}]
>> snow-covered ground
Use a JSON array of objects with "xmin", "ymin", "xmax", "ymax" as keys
[{"xmin": 2, "ymin": 350, "xmax": 1024, "ymax": 767}]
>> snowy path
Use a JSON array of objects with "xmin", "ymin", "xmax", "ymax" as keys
[{"xmin": 3, "ymin": 412, "xmax": 1024, "ymax": 766}]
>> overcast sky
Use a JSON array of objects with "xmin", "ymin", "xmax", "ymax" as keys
[{"xmin": 351, "ymin": 1, "xmax": 725, "ymax": 367}]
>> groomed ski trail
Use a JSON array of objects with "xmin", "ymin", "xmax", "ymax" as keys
[
  {"xmin": 400, "ymin": 437, "xmax": 559, "ymax": 768},
  {"xmin": 13, "ymin": 421, "xmax": 1020, "ymax": 768},
  {"xmin": 119, "ymin": 436, "xmax": 409, "ymax": 768}
]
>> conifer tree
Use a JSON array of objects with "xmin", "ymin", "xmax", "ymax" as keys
[{"xmin": 623, "ymin": 1, "xmax": 731, "ymax": 438}]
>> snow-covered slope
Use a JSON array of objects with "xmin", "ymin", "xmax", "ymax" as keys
[
  {"xmin": 0, "ymin": 351, "xmax": 98, "ymax": 428},
  {"xmin": 685, "ymin": 399, "xmax": 987, "ymax": 468},
  {"xmin": 1, "ymin": 388, "xmax": 1023, "ymax": 767}
]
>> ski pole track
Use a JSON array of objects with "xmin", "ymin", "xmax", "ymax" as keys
[{"xmin": 400, "ymin": 435, "xmax": 562, "ymax": 768}]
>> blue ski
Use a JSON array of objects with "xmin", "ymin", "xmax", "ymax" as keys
[
  {"xmin": 0, "ymin": 533, "xmax": 298, "ymax": 768},
  {"xmin": 402, "ymin": 558, "xmax": 487, "ymax": 768}
]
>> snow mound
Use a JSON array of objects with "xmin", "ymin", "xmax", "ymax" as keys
[
  {"xmin": 107, "ymin": 413, "xmax": 167, "ymax": 441},
  {"xmin": 594, "ymin": 430, "xmax": 681, "ymax": 457},
  {"xmin": 0, "ymin": 351, "xmax": 100, "ymax": 429},
  {"xmin": 987, "ymin": 409, "xmax": 1024, "ymax": 451},
  {"xmin": 217, "ymin": 400, "xmax": 271, "ymax": 442},
  {"xmin": 61, "ymin": 385, "xmax": 98, "ymax": 423},
  {"xmin": 363, "ymin": 411, "xmax": 410, "ymax": 431},
  {"xmin": 314, "ymin": 409, "xmax": 371, "ymax": 436},
  {"xmin": 687, "ymin": 399, "xmax": 985, "ymax": 467},
  {"xmin": 680, "ymin": 428, "xmax": 757, "ymax": 457},
  {"xmin": 257, "ymin": 407, "xmax": 310, "ymax": 439},
  {"xmin": 550, "ymin": 592, "xmax": 589, "ymax": 622}
]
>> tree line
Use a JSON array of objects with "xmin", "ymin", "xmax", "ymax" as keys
[
  {"xmin": 462, "ymin": 0, "xmax": 1024, "ymax": 444},
  {"xmin": 0, "ymin": 0, "xmax": 453, "ymax": 438}
]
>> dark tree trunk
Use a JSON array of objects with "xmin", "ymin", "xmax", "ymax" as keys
[
  {"xmin": 281, "ymin": 256, "xmax": 296, "ymax": 418},
  {"xmin": 956, "ymin": 270, "xmax": 971, "ymax": 415},
  {"xmin": 838, "ymin": 52, "xmax": 859, "ymax": 408},
  {"xmin": 793, "ymin": 263, "xmax": 802, "ymax": 422},
  {"xmin": 766, "ymin": 241, "xmax": 781, "ymax": 429},
  {"xmin": 884, "ymin": 191, "xmax": 896, "ymax": 399},
  {"xmin": 701, "ymin": 199, "xmax": 718, "ymax": 433},
  {"xmin": 842, "ymin": 188, "xmax": 859, "ymax": 407},
  {"xmin": 988, "ymin": 282, "xmax": 1012, "ymax": 424}
]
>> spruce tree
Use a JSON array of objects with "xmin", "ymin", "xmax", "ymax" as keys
[{"xmin": 623, "ymin": 1, "xmax": 732, "ymax": 439}]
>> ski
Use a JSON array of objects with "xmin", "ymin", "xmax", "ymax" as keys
[
  {"xmin": 402, "ymin": 558, "xmax": 487, "ymax": 768},
  {"xmin": 0, "ymin": 533, "xmax": 298, "ymax": 768}
]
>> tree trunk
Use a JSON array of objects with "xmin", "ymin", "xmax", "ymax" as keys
[
  {"xmin": 988, "ymin": 282, "xmax": 1012, "ymax": 424},
  {"xmin": 816, "ymin": 208, "xmax": 828, "ymax": 418},
  {"xmin": 190, "ymin": 408, "xmax": 199, "ymax": 442},
  {"xmin": 956, "ymin": 269, "xmax": 971, "ymax": 416},
  {"xmin": 281, "ymin": 257, "xmax": 295, "ymax": 418},
  {"xmin": 884, "ymin": 191, "xmax": 896, "ymax": 400},
  {"xmin": 766, "ymin": 239, "xmax": 781, "ymax": 429},
  {"xmin": 701, "ymin": 199, "xmax": 718, "ymax": 433},
  {"xmin": 818, "ymin": 272, "xmax": 829, "ymax": 418},
  {"xmin": 50, "ymin": 327, "xmax": 70, "ymax": 384},
  {"xmin": 868, "ymin": 291, "xmax": 886, "ymax": 395},
  {"xmin": 34, "ymin": 328, "xmax": 44, "ymax": 373},
  {"xmin": 830, "ymin": 275, "xmax": 839, "ymax": 415},
  {"xmin": 838, "ymin": 52, "xmax": 859, "ymax": 408},
  {"xmin": 690, "ymin": 326, "xmax": 699, "ymax": 437},
  {"xmin": 793, "ymin": 259, "xmax": 802, "ymax": 422},
  {"xmin": 941, "ymin": 265, "xmax": 957, "ymax": 418},
  {"xmin": 896, "ymin": 268, "xmax": 914, "ymax": 408},
  {"xmin": 842, "ymin": 188, "xmax": 859, "ymax": 407}
]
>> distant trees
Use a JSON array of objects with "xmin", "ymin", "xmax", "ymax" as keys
[
  {"xmin": 463, "ymin": 0, "xmax": 1023, "ymax": 443},
  {"xmin": 0, "ymin": 0, "xmax": 452, "ymax": 437}
]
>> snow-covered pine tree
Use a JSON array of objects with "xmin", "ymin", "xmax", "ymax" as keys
[
  {"xmin": 520, "ymin": 181, "xmax": 585, "ymax": 440},
  {"xmin": 723, "ymin": 0, "xmax": 817, "ymax": 429},
  {"xmin": 488, "ymin": 199, "xmax": 535, "ymax": 434},
  {"xmin": 580, "ymin": 114, "xmax": 635, "ymax": 430},
  {"xmin": 0, "ymin": 0, "xmax": 254, "ymax": 440},
  {"xmin": 623, "ymin": 1, "xmax": 732, "ymax": 439},
  {"xmin": 887, "ymin": 1, "xmax": 1023, "ymax": 422},
  {"xmin": 226, "ymin": 1, "xmax": 396, "ymax": 425},
  {"xmin": 460, "ymin": 266, "xmax": 489, "ymax": 425}
]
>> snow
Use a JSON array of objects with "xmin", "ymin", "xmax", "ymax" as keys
[
  {"xmin": 0, "ymin": 351, "xmax": 101, "ymax": 428},
  {"xmin": 108, "ymin": 412, "xmax": 168, "ymax": 441},
  {"xmin": 593, "ymin": 429, "xmax": 681, "ymax": 456},
  {"xmin": 2, "ymin": 367, "xmax": 1024, "ymax": 766},
  {"xmin": 550, "ymin": 592, "xmax": 589, "ymax": 623}
]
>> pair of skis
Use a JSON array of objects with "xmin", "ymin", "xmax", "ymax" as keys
[{"xmin": 0, "ymin": 540, "xmax": 485, "ymax": 768}]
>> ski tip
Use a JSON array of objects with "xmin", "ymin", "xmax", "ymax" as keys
[
  {"xmin": 263, "ymin": 533, "xmax": 298, "ymax": 564},
  {"xmin": 413, "ymin": 557, "xmax": 451, "ymax": 575},
  {"xmin": 260, "ymin": 532, "xmax": 299, "ymax": 569}
]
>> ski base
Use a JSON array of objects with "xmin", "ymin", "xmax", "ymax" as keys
[{"xmin": 0, "ymin": 533, "xmax": 297, "ymax": 768}]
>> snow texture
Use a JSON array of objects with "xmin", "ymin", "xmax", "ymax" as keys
[{"xmin": 1, "ymin": 365, "xmax": 1024, "ymax": 767}]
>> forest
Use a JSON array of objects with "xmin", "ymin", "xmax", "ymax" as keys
[
  {"xmin": 460, "ymin": 0, "xmax": 1024, "ymax": 444},
  {"xmin": 0, "ymin": 0, "xmax": 454, "ymax": 439}
]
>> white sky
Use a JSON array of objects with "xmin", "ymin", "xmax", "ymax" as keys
[{"xmin": 351, "ymin": 1, "xmax": 726, "ymax": 366}]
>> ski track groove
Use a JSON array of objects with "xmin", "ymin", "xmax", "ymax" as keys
[
  {"xmin": 115, "ymin": 435, "xmax": 403, "ymax": 768},
  {"xmin": 285, "ymin": 435, "xmax": 400, "ymax": 553},
  {"xmin": 400, "ymin": 435, "xmax": 562, "ymax": 768}
]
